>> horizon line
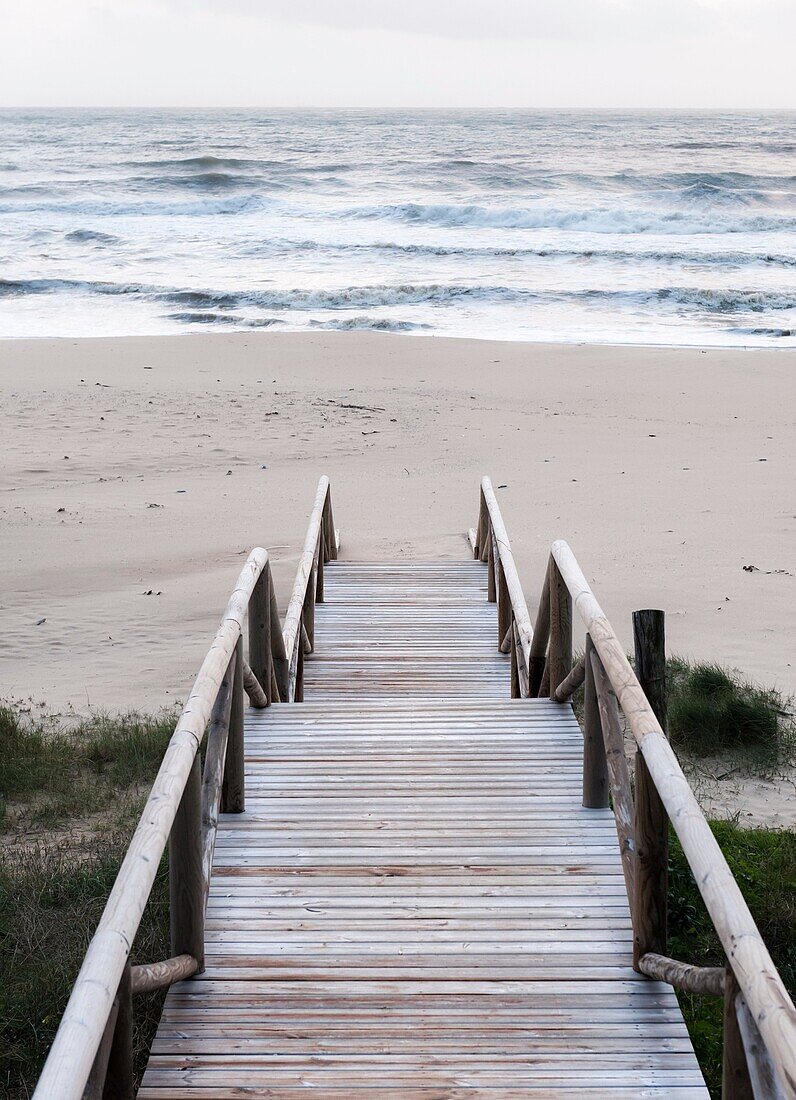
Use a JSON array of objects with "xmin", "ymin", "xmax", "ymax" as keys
[{"xmin": 2, "ymin": 103, "xmax": 796, "ymax": 113}]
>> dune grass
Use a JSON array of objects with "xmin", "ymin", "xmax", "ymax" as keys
[
  {"xmin": 0, "ymin": 704, "xmax": 176, "ymax": 827},
  {"xmin": 572, "ymin": 656, "xmax": 795, "ymax": 776},
  {"xmin": 668, "ymin": 821, "xmax": 795, "ymax": 1097},
  {"xmin": 0, "ymin": 702, "xmax": 177, "ymax": 1098},
  {"xmin": 666, "ymin": 658, "xmax": 794, "ymax": 770},
  {"xmin": 0, "ymin": 838, "xmax": 169, "ymax": 1098}
]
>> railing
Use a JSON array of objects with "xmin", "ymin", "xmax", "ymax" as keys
[
  {"xmin": 33, "ymin": 477, "xmax": 338, "ymax": 1100},
  {"xmin": 282, "ymin": 474, "xmax": 338, "ymax": 702},
  {"xmin": 472, "ymin": 479, "xmax": 796, "ymax": 1100},
  {"xmin": 468, "ymin": 477, "xmax": 534, "ymax": 697}
]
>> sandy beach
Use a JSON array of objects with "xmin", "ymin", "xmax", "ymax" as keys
[{"xmin": 1, "ymin": 331, "xmax": 794, "ymax": 717}]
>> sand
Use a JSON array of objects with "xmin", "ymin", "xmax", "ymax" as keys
[{"xmin": 1, "ymin": 331, "xmax": 794, "ymax": 723}]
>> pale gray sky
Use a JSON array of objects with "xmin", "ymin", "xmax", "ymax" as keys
[{"xmin": 1, "ymin": 0, "xmax": 794, "ymax": 108}]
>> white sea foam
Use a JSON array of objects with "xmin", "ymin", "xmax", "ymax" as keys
[{"xmin": 346, "ymin": 201, "xmax": 796, "ymax": 235}]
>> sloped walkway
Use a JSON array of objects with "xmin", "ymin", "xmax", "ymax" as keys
[{"xmin": 140, "ymin": 559, "xmax": 707, "ymax": 1097}]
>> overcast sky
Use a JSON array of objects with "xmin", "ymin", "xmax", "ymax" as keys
[{"xmin": 1, "ymin": 0, "xmax": 794, "ymax": 109}]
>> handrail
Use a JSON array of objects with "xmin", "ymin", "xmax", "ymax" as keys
[
  {"xmin": 549, "ymin": 539, "xmax": 796, "ymax": 1095},
  {"xmin": 471, "ymin": 476, "xmax": 534, "ymax": 678},
  {"xmin": 282, "ymin": 475, "xmax": 337, "ymax": 700},
  {"xmin": 34, "ymin": 475, "xmax": 341, "ymax": 1099},
  {"xmin": 469, "ymin": 476, "xmax": 796, "ymax": 1094},
  {"xmin": 33, "ymin": 548, "xmax": 268, "ymax": 1100}
]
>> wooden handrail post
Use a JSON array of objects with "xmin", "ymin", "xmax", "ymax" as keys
[
  {"xmin": 169, "ymin": 751, "xmax": 204, "ymax": 973},
  {"xmin": 590, "ymin": 650, "xmax": 636, "ymax": 905},
  {"xmin": 723, "ymin": 968, "xmax": 754, "ymax": 1099},
  {"xmin": 476, "ymin": 487, "xmax": 489, "ymax": 561},
  {"xmin": 323, "ymin": 487, "xmax": 338, "ymax": 562},
  {"xmin": 221, "ymin": 636, "xmax": 245, "ymax": 814},
  {"xmin": 269, "ymin": 584, "xmax": 289, "ymax": 702},
  {"xmin": 295, "ymin": 635, "xmax": 305, "ymax": 702},
  {"xmin": 486, "ymin": 524, "xmax": 496, "ymax": 602},
  {"xmin": 632, "ymin": 609, "xmax": 668, "ymax": 969},
  {"xmin": 582, "ymin": 635, "xmax": 609, "ymax": 809},
  {"xmin": 475, "ymin": 488, "xmax": 483, "ymax": 557},
  {"xmin": 304, "ymin": 551, "xmax": 317, "ymax": 652},
  {"xmin": 529, "ymin": 558, "xmax": 551, "ymax": 697},
  {"xmin": 316, "ymin": 527, "xmax": 325, "ymax": 603},
  {"xmin": 82, "ymin": 1002, "xmax": 119, "ymax": 1100},
  {"xmin": 497, "ymin": 560, "xmax": 511, "ymax": 649},
  {"xmin": 632, "ymin": 765, "xmax": 668, "ymax": 963},
  {"xmin": 248, "ymin": 568, "xmax": 272, "ymax": 700},
  {"xmin": 102, "ymin": 964, "xmax": 133, "ymax": 1100},
  {"xmin": 548, "ymin": 557, "xmax": 572, "ymax": 699},
  {"xmin": 633, "ymin": 609, "xmax": 668, "ymax": 730},
  {"xmin": 510, "ymin": 614, "xmax": 519, "ymax": 699}
]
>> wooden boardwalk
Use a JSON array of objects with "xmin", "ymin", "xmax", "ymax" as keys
[{"xmin": 140, "ymin": 559, "xmax": 707, "ymax": 1097}]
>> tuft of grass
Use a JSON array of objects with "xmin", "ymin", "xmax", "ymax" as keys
[
  {"xmin": 79, "ymin": 712, "xmax": 177, "ymax": 787},
  {"xmin": 668, "ymin": 821, "xmax": 796, "ymax": 1097},
  {"xmin": 0, "ymin": 836, "xmax": 169, "ymax": 1098},
  {"xmin": 0, "ymin": 704, "xmax": 176, "ymax": 829},
  {"xmin": 667, "ymin": 658, "xmax": 794, "ymax": 768}
]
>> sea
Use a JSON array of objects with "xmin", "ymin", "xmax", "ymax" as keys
[{"xmin": 1, "ymin": 109, "xmax": 795, "ymax": 345}]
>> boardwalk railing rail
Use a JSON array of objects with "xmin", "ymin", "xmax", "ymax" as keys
[
  {"xmin": 468, "ymin": 476, "xmax": 535, "ymax": 698},
  {"xmin": 471, "ymin": 478, "xmax": 796, "ymax": 1099},
  {"xmin": 33, "ymin": 477, "xmax": 338, "ymax": 1100},
  {"xmin": 282, "ymin": 475, "xmax": 338, "ymax": 702}
]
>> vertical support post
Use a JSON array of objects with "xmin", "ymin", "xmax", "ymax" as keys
[
  {"xmin": 270, "ymin": 584, "xmax": 289, "ymax": 702},
  {"xmin": 248, "ymin": 568, "xmax": 271, "ymax": 699},
  {"xmin": 102, "ymin": 964, "xmax": 133, "ymax": 1100},
  {"xmin": 497, "ymin": 560, "xmax": 511, "ymax": 649},
  {"xmin": 723, "ymin": 968, "xmax": 754, "ymax": 1100},
  {"xmin": 528, "ymin": 557, "xmax": 551, "ymax": 697},
  {"xmin": 316, "ymin": 527, "xmax": 325, "ymax": 603},
  {"xmin": 633, "ymin": 609, "xmax": 668, "ymax": 731},
  {"xmin": 221, "ymin": 636, "xmax": 245, "ymax": 813},
  {"xmin": 323, "ymin": 488, "xmax": 338, "ymax": 561},
  {"xmin": 304, "ymin": 553, "xmax": 316, "ymax": 652},
  {"xmin": 486, "ymin": 525, "xmax": 496, "ymax": 601},
  {"xmin": 169, "ymin": 751, "xmax": 204, "ymax": 972},
  {"xmin": 632, "ymin": 609, "xmax": 668, "ymax": 969},
  {"xmin": 476, "ymin": 489, "xmax": 489, "ymax": 560},
  {"xmin": 510, "ymin": 615, "xmax": 520, "ymax": 699},
  {"xmin": 82, "ymin": 1002, "xmax": 119, "ymax": 1100},
  {"xmin": 548, "ymin": 558, "xmax": 572, "ymax": 700},
  {"xmin": 295, "ymin": 634, "xmax": 305, "ymax": 702},
  {"xmin": 582, "ymin": 635, "xmax": 609, "ymax": 809}
]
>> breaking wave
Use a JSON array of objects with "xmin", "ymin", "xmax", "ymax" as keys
[{"xmin": 345, "ymin": 201, "xmax": 796, "ymax": 234}]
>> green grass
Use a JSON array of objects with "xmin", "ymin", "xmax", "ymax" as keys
[
  {"xmin": 571, "ymin": 656, "xmax": 795, "ymax": 776},
  {"xmin": 0, "ymin": 704, "xmax": 176, "ymax": 826},
  {"xmin": 667, "ymin": 658, "xmax": 794, "ymax": 769},
  {"xmin": 668, "ymin": 821, "xmax": 796, "ymax": 1097},
  {"xmin": 0, "ymin": 702, "xmax": 178, "ymax": 1098},
  {"xmin": 0, "ymin": 836, "xmax": 169, "ymax": 1099}
]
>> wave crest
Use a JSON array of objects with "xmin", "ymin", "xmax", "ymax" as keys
[{"xmin": 345, "ymin": 200, "xmax": 796, "ymax": 234}]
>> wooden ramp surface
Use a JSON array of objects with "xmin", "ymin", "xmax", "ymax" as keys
[{"xmin": 141, "ymin": 560, "xmax": 707, "ymax": 1097}]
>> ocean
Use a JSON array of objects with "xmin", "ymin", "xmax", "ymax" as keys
[{"xmin": 1, "ymin": 109, "xmax": 795, "ymax": 344}]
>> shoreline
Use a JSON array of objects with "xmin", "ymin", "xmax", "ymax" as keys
[
  {"xmin": 2, "ymin": 329, "xmax": 794, "ymax": 351},
  {"xmin": 1, "ymin": 329, "xmax": 794, "ymax": 715}
]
